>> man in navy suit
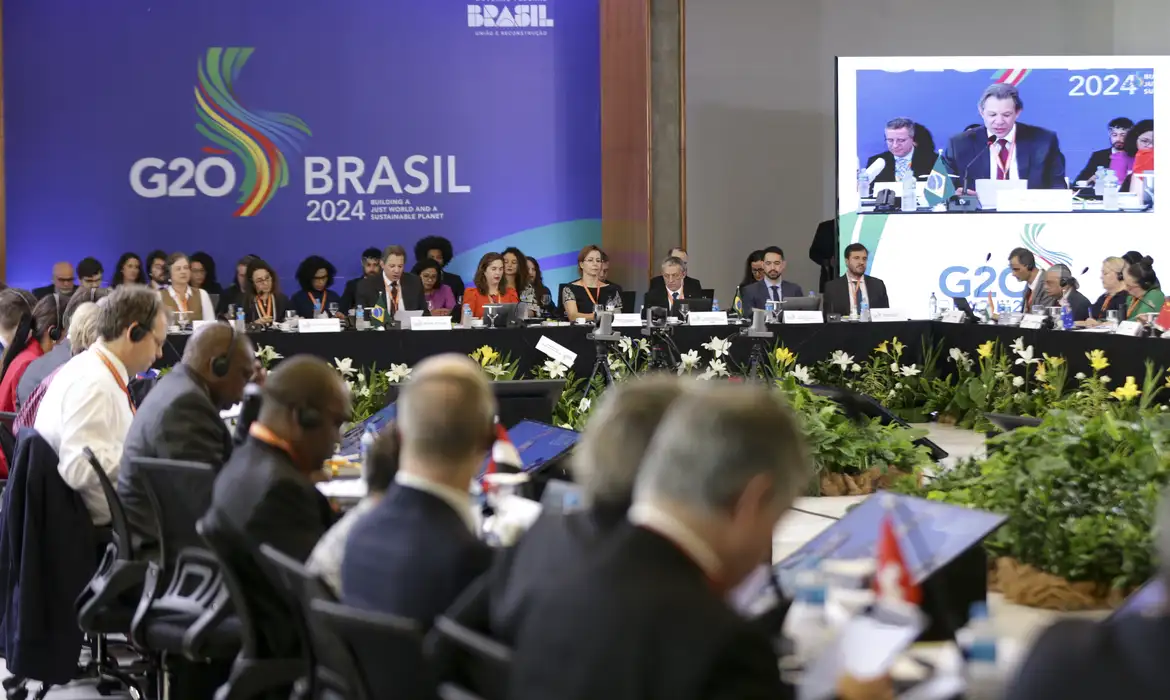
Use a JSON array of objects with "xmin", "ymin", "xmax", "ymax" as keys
[
  {"xmin": 944, "ymin": 83, "xmax": 1067, "ymax": 193},
  {"xmin": 866, "ymin": 117, "xmax": 936, "ymax": 184},
  {"xmin": 740, "ymin": 246, "xmax": 804, "ymax": 314}
]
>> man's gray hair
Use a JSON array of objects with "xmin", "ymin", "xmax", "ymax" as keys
[
  {"xmin": 979, "ymin": 83, "xmax": 1023, "ymax": 111},
  {"xmin": 635, "ymin": 382, "xmax": 811, "ymax": 514},
  {"xmin": 96, "ymin": 285, "xmax": 165, "ymax": 342},
  {"xmin": 572, "ymin": 375, "xmax": 688, "ymax": 505},
  {"xmin": 885, "ymin": 117, "xmax": 916, "ymax": 137},
  {"xmin": 661, "ymin": 256, "xmax": 684, "ymax": 271},
  {"xmin": 67, "ymin": 302, "xmax": 101, "ymax": 354}
]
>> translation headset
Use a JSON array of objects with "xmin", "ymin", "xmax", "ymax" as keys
[
  {"xmin": 48, "ymin": 293, "xmax": 63, "ymax": 343},
  {"xmin": 127, "ymin": 294, "xmax": 162, "ymax": 343},
  {"xmin": 211, "ymin": 323, "xmax": 239, "ymax": 378},
  {"xmin": 264, "ymin": 382, "xmax": 325, "ymax": 431}
]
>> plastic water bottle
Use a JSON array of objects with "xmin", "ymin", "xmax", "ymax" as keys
[
  {"xmin": 900, "ymin": 170, "xmax": 917, "ymax": 212},
  {"xmin": 1060, "ymin": 298, "xmax": 1074, "ymax": 330},
  {"xmin": 462, "ymin": 303, "xmax": 473, "ymax": 328},
  {"xmin": 1102, "ymin": 169, "xmax": 1121, "ymax": 211},
  {"xmin": 859, "ymin": 297, "xmax": 871, "ymax": 322},
  {"xmin": 234, "ymin": 305, "xmax": 245, "ymax": 331},
  {"xmin": 360, "ymin": 424, "xmax": 377, "ymax": 475},
  {"xmin": 355, "ymin": 305, "xmax": 365, "ymax": 330},
  {"xmin": 782, "ymin": 569, "xmax": 832, "ymax": 667},
  {"xmin": 711, "ymin": 298, "xmax": 720, "ymax": 312},
  {"xmin": 929, "ymin": 292, "xmax": 938, "ymax": 319},
  {"xmin": 1093, "ymin": 165, "xmax": 1107, "ymax": 197},
  {"xmin": 857, "ymin": 167, "xmax": 871, "ymax": 204},
  {"xmin": 958, "ymin": 602, "xmax": 1002, "ymax": 699}
]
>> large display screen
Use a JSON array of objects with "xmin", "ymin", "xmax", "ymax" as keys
[{"xmin": 836, "ymin": 56, "xmax": 1166, "ymax": 316}]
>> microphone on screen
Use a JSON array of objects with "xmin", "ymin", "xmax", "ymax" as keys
[
  {"xmin": 960, "ymin": 134, "xmax": 998, "ymax": 195},
  {"xmin": 864, "ymin": 157, "xmax": 887, "ymax": 181}
]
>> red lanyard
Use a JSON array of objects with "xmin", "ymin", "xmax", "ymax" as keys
[
  {"xmin": 255, "ymin": 295, "xmax": 274, "ymax": 319},
  {"xmin": 95, "ymin": 351, "xmax": 135, "ymax": 415}
]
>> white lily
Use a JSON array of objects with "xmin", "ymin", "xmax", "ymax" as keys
[
  {"xmin": 791, "ymin": 364, "xmax": 812, "ymax": 384},
  {"xmin": 485, "ymin": 364, "xmax": 508, "ymax": 378},
  {"xmin": 333, "ymin": 357, "xmax": 356, "ymax": 378},
  {"xmin": 542, "ymin": 359, "xmax": 568, "ymax": 379},
  {"xmin": 617, "ymin": 336, "xmax": 634, "ymax": 357},
  {"xmin": 1075, "ymin": 372, "xmax": 1086, "ymax": 380},
  {"xmin": 701, "ymin": 336, "xmax": 732, "ymax": 359},
  {"xmin": 1013, "ymin": 345, "xmax": 1038, "ymax": 366},
  {"xmin": 1101, "ymin": 375, "xmax": 1111, "ymax": 384},
  {"xmin": 359, "ymin": 385, "xmax": 371, "ymax": 397},
  {"xmin": 1011, "ymin": 337, "xmax": 1026, "ymax": 353},
  {"xmin": 678, "ymin": 350, "xmax": 701, "ymax": 375},
  {"xmin": 578, "ymin": 398, "xmax": 592, "ymax": 413},
  {"xmin": 899, "ymin": 364, "xmax": 921, "ymax": 377},
  {"xmin": 830, "ymin": 350, "xmax": 854, "ymax": 369},
  {"xmin": 850, "ymin": 363, "xmax": 862, "ymax": 372},
  {"xmin": 256, "ymin": 345, "xmax": 283, "ymax": 364},
  {"xmin": 636, "ymin": 338, "xmax": 650, "ymax": 353},
  {"xmin": 386, "ymin": 363, "xmax": 412, "ymax": 383},
  {"xmin": 707, "ymin": 359, "xmax": 730, "ymax": 377},
  {"xmin": 1012, "ymin": 376, "xmax": 1025, "ymax": 388}
]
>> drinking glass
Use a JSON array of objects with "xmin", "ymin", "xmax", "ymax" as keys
[
  {"xmin": 1106, "ymin": 309, "xmax": 1120, "ymax": 324},
  {"xmin": 327, "ymin": 302, "xmax": 339, "ymax": 317},
  {"xmin": 679, "ymin": 303, "xmax": 691, "ymax": 324},
  {"xmin": 486, "ymin": 307, "xmax": 500, "ymax": 329}
]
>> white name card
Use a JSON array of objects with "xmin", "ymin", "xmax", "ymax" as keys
[
  {"xmin": 612, "ymin": 313, "xmax": 643, "ymax": 328},
  {"xmin": 408, "ymin": 316, "xmax": 452, "ymax": 331},
  {"xmin": 784, "ymin": 310, "xmax": 824, "ymax": 325},
  {"xmin": 191, "ymin": 320, "xmax": 217, "ymax": 332},
  {"xmin": 687, "ymin": 311, "xmax": 729, "ymax": 326},
  {"xmin": 941, "ymin": 310, "xmax": 966, "ymax": 324},
  {"xmin": 536, "ymin": 335, "xmax": 578, "ymax": 367},
  {"xmin": 298, "ymin": 318, "xmax": 342, "ymax": 333},
  {"xmin": 997, "ymin": 313, "xmax": 1021, "ymax": 327},
  {"xmin": 997, "ymin": 188, "xmax": 1074, "ymax": 213},
  {"xmin": 870, "ymin": 308, "xmax": 908, "ymax": 322},
  {"xmin": 1019, "ymin": 313, "xmax": 1047, "ymax": 330},
  {"xmin": 1115, "ymin": 320, "xmax": 1144, "ymax": 337}
]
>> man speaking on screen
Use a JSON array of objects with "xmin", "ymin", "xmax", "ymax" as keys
[{"xmin": 944, "ymin": 83, "xmax": 1067, "ymax": 193}]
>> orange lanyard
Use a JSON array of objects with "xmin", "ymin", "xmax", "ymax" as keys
[
  {"xmin": 308, "ymin": 291, "xmax": 327, "ymax": 314},
  {"xmin": 1097, "ymin": 294, "xmax": 1114, "ymax": 320},
  {"xmin": 583, "ymin": 284, "xmax": 602, "ymax": 307},
  {"xmin": 95, "ymin": 351, "xmax": 136, "ymax": 415},
  {"xmin": 249, "ymin": 422, "xmax": 296, "ymax": 460},
  {"xmin": 172, "ymin": 288, "xmax": 189, "ymax": 313},
  {"xmin": 1128, "ymin": 295, "xmax": 1146, "ymax": 317},
  {"xmin": 255, "ymin": 294, "xmax": 274, "ymax": 319}
]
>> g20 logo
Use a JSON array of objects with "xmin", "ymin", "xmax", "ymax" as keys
[
  {"xmin": 129, "ymin": 157, "xmax": 236, "ymax": 198},
  {"xmin": 938, "ymin": 265, "xmax": 1023, "ymax": 299}
]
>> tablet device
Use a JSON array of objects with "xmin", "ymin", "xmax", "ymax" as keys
[
  {"xmin": 479, "ymin": 419, "xmax": 579, "ymax": 476},
  {"xmin": 337, "ymin": 402, "xmax": 398, "ymax": 456}
]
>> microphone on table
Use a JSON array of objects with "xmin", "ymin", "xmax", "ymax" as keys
[
  {"xmin": 234, "ymin": 383, "xmax": 263, "ymax": 446},
  {"xmin": 957, "ymin": 134, "xmax": 998, "ymax": 198},
  {"xmin": 864, "ymin": 157, "xmax": 887, "ymax": 182}
]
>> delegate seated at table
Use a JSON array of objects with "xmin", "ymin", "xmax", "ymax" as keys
[
  {"xmin": 462, "ymin": 253, "xmax": 519, "ymax": 318},
  {"xmin": 1076, "ymin": 257, "xmax": 1129, "ymax": 328},
  {"xmin": 1123, "ymin": 257, "xmax": 1165, "ymax": 321},
  {"xmin": 1042, "ymin": 266, "xmax": 1091, "ymax": 322},
  {"xmin": 413, "ymin": 259, "xmax": 456, "ymax": 316},
  {"xmin": 563, "ymin": 245, "xmax": 623, "ymax": 322},
  {"xmin": 821, "ymin": 244, "xmax": 888, "ymax": 317}
]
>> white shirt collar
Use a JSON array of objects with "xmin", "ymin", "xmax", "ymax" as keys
[
  {"xmin": 395, "ymin": 470, "xmax": 476, "ymax": 532},
  {"xmin": 168, "ymin": 285, "xmax": 193, "ymax": 301},
  {"xmin": 383, "ymin": 273, "xmax": 400, "ymax": 287},
  {"xmin": 628, "ymin": 502, "xmax": 721, "ymax": 579},
  {"xmin": 91, "ymin": 341, "xmax": 129, "ymax": 384},
  {"xmin": 895, "ymin": 148, "xmax": 914, "ymax": 163},
  {"xmin": 989, "ymin": 124, "xmax": 1018, "ymax": 144}
]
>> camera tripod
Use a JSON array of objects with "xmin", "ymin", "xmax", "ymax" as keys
[
  {"xmin": 642, "ymin": 325, "xmax": 682, "ymax": 373},
  {"xmin": 582, "ymin": 332, "xmax": 626, "ymax": 400},
  {"xmin": 738, "ymin": 325, "xmax": 775, "ymax": 383}
]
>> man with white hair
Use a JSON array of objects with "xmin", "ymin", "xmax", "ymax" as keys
[
  {"xmin": 509, "ymin": 382, "xmax": 812, "ymax": 700},
  {"xmin": 342, "ymin": 353, "xmax": 497, "ymax": 629}
]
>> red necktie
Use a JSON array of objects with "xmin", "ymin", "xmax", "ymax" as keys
[
  {"xmin": 852, "ymin": 280, "xmax": 862, "ymax": 310},
  {"xmin": 389, "ymin": 282, "xmax": 399, "ymax": 313},
  {"xmin": 997, "ymin": 139, "xmax": 1011, "ymax": 180},
  {"xmin": 1023, "ymin": 286, "xmax": 1033, "ymax": 312}
]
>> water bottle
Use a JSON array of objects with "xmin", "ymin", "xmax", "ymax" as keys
[
  {"xmin": 360, "ymin": 424, "xmax": 377, "ymax": 477},
  {"xmin": 781, "ymin": 569, "xmax": 832, "ymax": 667},
  {"xmin": 355, "ymin": 305, "xmax": 365, "ymax": 330},
  {"xmin": 958, "ymin": 602, "xmax": 1002, "ymax": 699},
  {"xmin": 711, "ymin": 298, "xmax": 720, "ymax": 312},
  {"xmin": 234, "ymin": 305, "xmax": 245, "ymax": 331},
  {"xmin": 859, "ymin": 297, "xmax": 871, "ymax": 322},
  {"xmin": 928, "ymin": 292, "xmax": 938, "ymax": 319},
  {"xmin": 1060, "ymin": 298, "xmax": 1074, "ymax": 330},
  {"xmin": 857, "ymin": 167, "xmax": 871, "ymax": 204},
  {"xmin": 462, "ymin": 303, "xmax": 473, "ymax": 327},
  {"xmin": 900, "ymin": 170, "xmax": 917, "ymax": 212},
  {"xmin": 1102, "ymin": 169, "xmax": 1121, "ymax": 211},
  {"xmin": 1093, "ymin": 165, "xmax": 1107, "ymax": 197}
]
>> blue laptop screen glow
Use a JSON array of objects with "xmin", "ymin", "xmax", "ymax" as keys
[
  {"xmin": 338, "ymin": 402, "xmax": 398, "ymax": 456},
  {"xmin": 478, "ymin": 420, "xmax": 579, "ymax": 475},
  {"xmin": 1113, "ymin": 579, "xmax": 1166, "ymax": 619}
]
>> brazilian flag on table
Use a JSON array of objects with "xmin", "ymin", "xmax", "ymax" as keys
[
  {"xmin": 370, "ymin": 290, "xmax": 389, "ymax": 329},
  {"xmin": 923, "ymin": 150, "xmax": 956, "ymax": 207}
]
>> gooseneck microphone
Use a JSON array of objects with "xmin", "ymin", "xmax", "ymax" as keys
[{"xmin": 960, "ymin": 134, "xmax": 998, "ymax": 194}]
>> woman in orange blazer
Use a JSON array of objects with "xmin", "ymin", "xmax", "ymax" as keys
[{"xmin": 463, "ymin": 252, "xmax": 519, "ymax": 318}]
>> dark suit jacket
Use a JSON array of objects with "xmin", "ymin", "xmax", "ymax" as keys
[
  {"xmin": 214, "ymin": 284, "xmax": 245, "ymax": 319},
  {"xmin": 117, "ymin": 365, "xmax": 231, "ymax": 555},
  {"xmin": 643, "ymin": 278, "xmax": 706, "ymax": 314},
  {"xmin": 31, "ymin": 285, "xmax": 64, "ymax": 301},
  {"xmin": 1004, "ymin": 616, "xmax": 1169, "ymax": 700},
  {"xmin": 354, "ymin": 273, "xmax": 428, "ymax": 313},
  {"xmin": 510, "ymin": 524, "xmax": 790, "ymax": 700},
  {"xmin": 740, "ymin": 279, "xmax": 806, "ymax": 314},
  {"xmin": 290, "ymin": 288, "xmax": 340, "ymax": 319},
  {"xmin": 944, "ymin": 123, "xmax": 1067, "ymax": 190},
  {"xmin": 866, "ymin": 148, "xmax": 935, "ymax": 183},
  {"xmin": 1073, "ymin": 147, "xmax": 1115, "ymax": 185},
  {"xmin": 809, "ymin": 219, "xmax": 838, "ymax": 293},
  {"xmin": 649, "ymin": 275, "xmax": 704, "ymax": 295},
  {"xmin": 341, "ymin": 483, "xmax": 491, "ymax": 628},
  {"xmin": 822, "ymin": 275, "xmax": 889, "ymax": 316},
  {"xmin": 1064, "ymin": 290, "xmax": 1092, "ymax": 323},
  {"xmin": 1090, "ymin": 290, "xmax": 1129, "ymax": 321}
]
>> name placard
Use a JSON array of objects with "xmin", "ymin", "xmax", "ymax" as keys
[
  {"xmin": 191, "ymin": 320, "xmax": 217, "ymax": 332},
  {"xmin": 1019, "ymin": 313, "xmax": 1047, "ymax": 330},
  {"xmin": 687, "ymin": 311, "xmax": 729, "ymax": 326},
  {"xmin": 298, "ymin": 318, "xmax": 342, "ymax": 333},
  {"xmin": 870, "ymin": 308, "xmax": 908, "ymax": 322},
  {"xmin": 1115, "ymin": 321, "xmax": 1144, "ymax": 337},
  {"xmin": 997, "ymin": 313, "xmax": 1021, "ymax": 327},
  {"xmin": 941, "ymin": 310, "xmax": 966, "ymax": 324},
  {"xmin": 784, "ymin": 310, "xmax": 824, "ymax": 325},
  {"xmin": 409, "ymin": 316, "xmax": 453, "ymax": 331},
  {"xmin": 612, "ymin": 313, "xmax": 643, "ymax": 328},
  {"xmin": 536, "ymin": 335, "xmax": 578, "ymax": 367}
]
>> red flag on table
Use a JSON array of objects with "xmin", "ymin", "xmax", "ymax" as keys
[
  {"xmin": 1155, "ymin": 299, "xmax": 1170, "ymax": 331},
  {"xmin": 485, "ymin": 421, "xmax": 522, "ymax": 476},
  {"xmin": 872, "ymin": 514, "xmax": 923, "ymax": 605}
]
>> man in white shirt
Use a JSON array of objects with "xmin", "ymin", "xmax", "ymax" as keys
[{"xmin": 34, "ymin": 285, "xmax": 168, "ymax": 525}]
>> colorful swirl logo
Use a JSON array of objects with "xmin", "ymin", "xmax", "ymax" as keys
[
  {"xmin": 194, "ymin": 48, "xmax": 311, "ymax": 217},
  {"xmin": 1020, "ymin": 223, "xmax": 1072, "ymax": 269}
]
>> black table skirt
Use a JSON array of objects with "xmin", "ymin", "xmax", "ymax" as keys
[{"xmin": 163, "ymin": 321, "xmax": 1170, "ymax": 384}]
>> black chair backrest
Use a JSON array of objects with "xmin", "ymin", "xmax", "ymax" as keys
[
  {"xmin": 257, "ymin": 543, "xmax": 357, "ymax": 700},
  {"xmin": 83, "ymin": 446, "xmax": 133, "ymax": 559},
  {"xmin": 700, "ymin": 288, "xmax": 715, "ymax": 300},
  {"xmin": 619, "ymin": 290, "xmax": 635, "ymax": 312},
  {"xmin": 308, "ymin": 598, "xmax": 427, "ymax": 700},
  {"xmin": 195, "ymin": 511, "xmax": 268, "ymax": 660},
  {"xmin": 428, "ymin": 617, "xmax": 513, "ymax": 700},
  {"xmin": 132, "ymin": 458, "xmax": 215, "ymax": 568}
]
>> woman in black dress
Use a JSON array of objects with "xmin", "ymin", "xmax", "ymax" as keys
[{"xmin": 562, "ymin": 245, "xmax": 623, "ymax": 322}]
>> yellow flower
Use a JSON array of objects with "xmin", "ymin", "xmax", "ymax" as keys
[
  {"xmin": 892, "ymin": 338, "xmax": 905, "ymax": 356},
  {"xmin": 1043, "ymin": 353, "xmax": 1064, "ymax": 367},
  {"xmin": 977, "ymin": 341, "xmax": 995, "ymax": 359},
  {"xmin": 1087, "ymin": 349, "xmax": 1110, "ymax": 372},
  {"xmin": 1164, "ymin": 373, "xmax": 1170, "ymax": 390},
  {"xmin": 475, "ymin": 345, "xmax": 498, "ymax": 367},
  {"xmin": 875, "ymin": 341, "xmax": 889, "ymax": 355},
  {"xmin": 1111, "ymin": 376, "xmax": 1141, "ymax": 402},
  {"xmin": 774, "ymin": 346, "xmax": 796, "ymax": 367},
  {"xmin": 1035, "ymin": 364, "xmax": 1047, "ymax": 383}
]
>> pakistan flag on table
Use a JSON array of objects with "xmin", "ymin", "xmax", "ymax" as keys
[
  {"xmin": 923, "ymin": 150, "xmax": 956, "ymax": 207},
  {"xmin": 370, "ymin": 290, "xmax": 389, "ymax": 329}
]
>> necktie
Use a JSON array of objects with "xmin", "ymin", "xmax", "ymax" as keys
[
  {"xmin": 389, "ymin": 282, "xmax": 399, "ymax": 313},
  {"xmin": 895, "ymin": 157, "xmax": 910, "ymax": 181},
  {"xmin": 671, "ymin": 291, "xmax": 679, "ymax": 308},
  {"xmin": 997, "ymin": 139, "xmax": 1011, "ymax": 180},
  {"xmin": 770, "ymin": 285, "xmax": 780, "ymax": 302},
  {"xmin": 852, "ymin": 280, "xmax": 862, "ymax": 310},
  {"xmin": 1023, "ymin": 286, "xmax": 1033, "ymax": 312}
]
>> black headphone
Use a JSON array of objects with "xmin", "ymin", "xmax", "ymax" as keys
[
  {"xmin": 127, "ymin": 293, "xmax": 162, "ymax": 343},
  {"xmin": 48, "ymin": 293, "xmax": 63, "ymax": 343},
  {"xmin": 264, "ymin": 384, "xmax": 325, "ymax": 430},
  {"xmin": 1053, "ymin": 265, "xmax": 1073, "ymax": 288},
  {"xmin": 211, "ymin": 324, "xmax": 239, "ymax": 378}
]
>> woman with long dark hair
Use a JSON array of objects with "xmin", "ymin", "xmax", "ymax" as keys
[
  {"xmin": 112, "ymin": 253, "xmax": 144, "ymax": 287},
  {"xmin": 0, "ymin": 291, "xmax": 62, "ymax": 413},
  {"xmin": 525, "ymin": 257, "xmax": 557, "ymax": 318},
  {"xmin": 189, "ymin": 251, "xmax": 223, "ymax": 295},
  {"xmin": 462, "ymin": 252, "xmax": 519, "ymax": 318},
  {"xmin": 502, "ymin": 247, "xmax": 535, "ymax": 310},
  {"xmin": 243, "ymin": 259, "xmax": 290, "ymax": 325}
]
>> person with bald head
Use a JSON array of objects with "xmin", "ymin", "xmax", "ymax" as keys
[
  {"xmin": 33, "ymin": 261, "xmax": 76, "ymax": 300},
  {"xmin": 117, "ymin": 322, "xmax": 257, "ymax": 556},
  {"xmin": 343, "ymin": 354, "xmax": 497, "ymax": 634}
]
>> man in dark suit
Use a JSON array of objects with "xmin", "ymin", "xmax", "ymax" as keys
[
  {"xmin": 342, "ymin": 354, "xmax": 496, "ymax": 628},
  {"xmin": 944, "ymin": 83, "xmax": 1067, "ymax": 192},
  {"xmin": 1073, "ymin": 117, "xmax": 1134, "ymax": 186},
  {"xmin": 339, "ymin": 247, "xmax": 383, "ymax": 312},
  {"xmin": 510, "ymin": 383, "xmax": 822, "ymax": 700},
  {"xmin": 741, "ymin": 246, "xmax": 805, "ymax": 313},
  {"xmin": 822, "ymin": 243, "xmax": 889, "ymax": 317},
  {"xmin": 644, "ymin": 256, "xmax": 703, "ymax": 314},
  {"xmin": 118, "ymin": 323, "xmax": 256, "ymax": 556},
  {"xmin": 354, "ymin": 244, "xmax": 428, "ymax": 314},
  {"xmin": 866, "ymin": 117, "xmax": 936, "ymax": 184},
  {"xmin": 648, "ymin": 247, "xmax": 704, "ymax": 294},
  {"xmin": 32, "ymin": 261, "xmax": 75, "ymax": 300},
  {"xmin": 1044, "ymin": 265, "xmax": 1092, "ymax": 323}
]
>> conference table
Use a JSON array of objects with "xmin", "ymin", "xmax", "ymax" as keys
[{"xmin": 163, "ymin": 321, "xmax": 1170, "ymax": 384}]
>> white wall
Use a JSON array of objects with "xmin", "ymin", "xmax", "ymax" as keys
[{"xmin": 685, "ymin": 0, "xmax": 1165, "ymax": 302}]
